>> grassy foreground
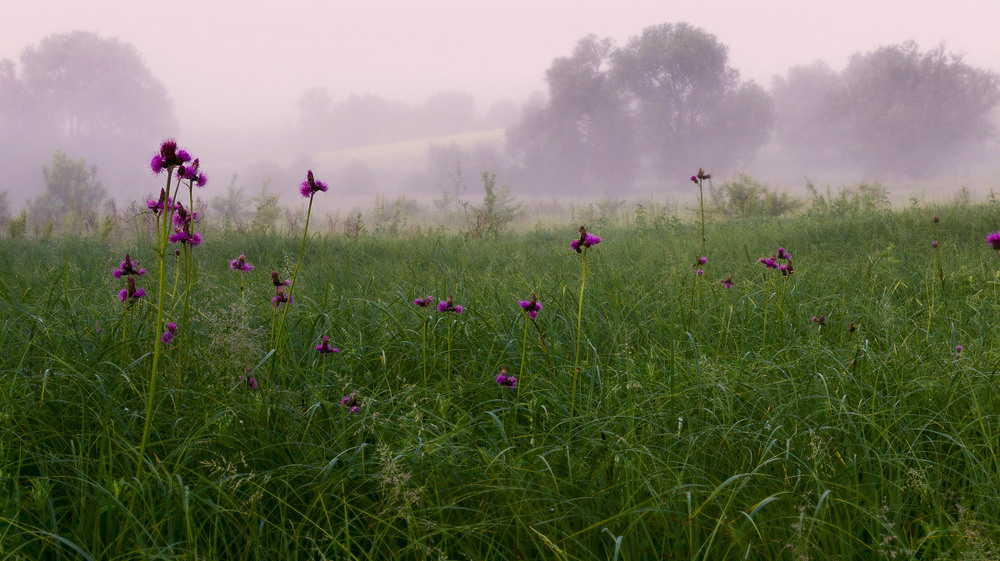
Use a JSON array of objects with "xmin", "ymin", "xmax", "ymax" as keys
[{"xmin": 1, "ymin": 202, "xmax": 1000, "ymax": 560}]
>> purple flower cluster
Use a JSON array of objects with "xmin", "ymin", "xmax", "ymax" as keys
[
  {"xmin": 811, "ymin": 314, "xmax": 828, "ymax": 328},
  {"xmin": 718, "ymin": 274, "xmax": 734, "ymax": 289},
  {"xmin": 690, "ymin": 168, "xmax": 711, "ymax": 184},
  {"xmin": 230, "ymin": 254, "xmax": 254, "ymax": 273},
  {"xmin": 495, "ymin": 367, "xmax": 517, "ymax": 389},
  {"xmin": 168, "ymin": 203, "xmax": 202, "ymax": 247},
  {"xmin": 112, "ymin": 254, "xmax": 145, "ymax": 279},
  {"xmin": 146, "ymin": 188, "xmax": 176, "ymax": 215},
  {"xmin": 437, "ymin": 295, "xmax": 463, "ymax": 314},
  {"xmin": 239, "ymin": 374, "xmax": 258, "ymax": 390},
  {"xmin": 161, "ymin": 322, "xmax": 178, "ymax": 344},
  {"xmin": 272, "ymin": 286, "xmax": 293, "ymax": 308},
  {"xmin": 571, "ymin": 225, "xmax": 601, "ymax": 253},
  {"xmin": 118, "ymin": 275, "xmax": 146, "ymax": 306},
  {"xmin": 149, "ymin": 139, "xmax": 191, "ymax": 175},
  {"xmin": 316, "ymin": 335, "xmax": 339, "ymax": 355},
  {"xmin": 760, "ymin": 247, "xmax": 794, "ymax": 276},
  {"xmin": 519, "ymin": 294, "xmax": 542, "ymax": 319},
  {"xmin": 414, "ymin": 295, "xmax": 435, "ymax": 307},
  {"xmin": 986, "ymin": 231, "xmax": 1000, "ymax": 251},
  {"xmin": 177, "ymin": 158, "xmax": 207, "ymax": 187},
  {"xmin": 340, "ymin": 394, "xmax": 361, "ymax": 414},
  {"xmin": 299, "ymin": 170, "xmax": 328, "ymax": 198}
]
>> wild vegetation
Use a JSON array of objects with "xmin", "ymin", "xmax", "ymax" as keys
[{"xmin": 2, "ymin": 147, "xmax": 1000, "ymax": 558}]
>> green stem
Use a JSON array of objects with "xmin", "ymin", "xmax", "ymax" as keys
[
  {"xmin": 273, "ymin": 195, "xmax": 315, "ymax": 383},
  {"xmin": 570, "ymin": 249, "xmax": 588, "ymax": 419},
  {"xmin": 137, "ymin": 168, "xmax": 174, "ymax": 474},
  {"xmin": 516, "ymin": 313, "xmax": 529, "ymax": 400}
]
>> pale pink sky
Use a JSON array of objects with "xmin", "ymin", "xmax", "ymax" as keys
[{"xmin": 3, "ymin": 0, "xmax": 998, "ymax": 133}]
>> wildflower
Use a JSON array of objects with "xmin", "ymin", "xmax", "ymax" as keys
[
  {"xmin": 933, "ymin": 215, "xmax": 940, "ymax": 224},
  {"xmin": 849, "ymin": 322, "xmax": 857, "ymax": 334},
  {"xmin": 271, "ymin": 271, "xmax": 290, "ymax": 287},
  {"xmin": 172, "ymin": 205, "xmax": 197, "ymax": 228},
  {"xmin": 146, "ymin": 188, "xmax": 172, "ymax": 214},
  {"xmin": 299, "ymin": 170, "xmax": 328, "ymax": 198},
  {"xmin": 690, "ymin": 255, "xmax": 708, "ymax": 268},
  {"xmin": 986, "ymin": 231, "xmax": 1000, "ymax": 251},
  {"xmin": 168, "ymin": 228, "xmax": 202, "ymax": 246},
  {"xmin": 414, "ymin": 295, "xmax": 434, "ymax": 307},
  {"xmin": 776, "ymin": 247, "xmax": 791, "ymax": 260},
  {"xmin": 272, "ymin": 286, "xmax": 292, "ymax": 308},
  {"xmin": 571, "ymin": 225, "xmax": 601, "ymax": 253},
  {"xmin": 696, "ymin": 168, "xmax": 711, "ymax": 181},
  {"xmin": 238, "ymin": 374, "xmax": 258, "ymax": 390},
  {"xmin": 113, "ymin": 254, "xmax": 145, "ymax": 278},
  {"xmin": 811, "ymin": 315, "xmax": 828, "ymax": 328},
  {"xmin": 519, "ymin": 293, "xmax": 542, "ymax": 319},
  {"xmin": 696, "ymin": 269, "xmax": 705, "ymax": 276},
  {"xmin": 340, "ymin": 393, "xmax": 361, "ymax": 414},
  {"xmin": 230, "ymin": 254, "xmax": 254, "ymax": 273},
  {"xmin": 150, "ymin": 139, "xmax": 192, "ymax": 174},
  {"xmin": 316, "ymin": 335, "xmax": 339, "ymax": 354},
  {"xmin": 495, "ymin": 367, "xmax": 517, "ymax": 389},
  {"xmin": 932, "ymin": 240, "xmax": 938, "ymax": 248},
  {"xmin": 719, "ymin": 274, "xmax": 734, "ymax": 289},
  {"xmin": 119, "ymin": 276, "xmax": 146, "ymax": 305},
  {"xmin": 437, "ymin": 294, "xmax": 463, "ymax": 314},
  {"xmin": 178, "ymin": 158, "xmax": 207, "ymax": 187},
  {"xmin": 161, "ymin": 322, "xmax": 178, "ymax": 344}
]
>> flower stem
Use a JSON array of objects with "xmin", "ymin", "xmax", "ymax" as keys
[{"xmin": 570, "ymin": 249, "xmax": 588, "ymax": 419}]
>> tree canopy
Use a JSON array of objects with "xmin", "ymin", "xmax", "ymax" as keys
[
  {"xmin": 507, "ymin": 24, "xmax": 774, "ymax": 194},
  {"xmin": 0, "ymin": 31, "xmax": 176, "ymax": 201}
]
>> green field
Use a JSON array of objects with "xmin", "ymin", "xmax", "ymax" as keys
[{"xmin": 2, "ymin": 199, "xmax": 1000, "ymax": 559}]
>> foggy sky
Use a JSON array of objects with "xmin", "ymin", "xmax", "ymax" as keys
[{"xmin": 4, "ymin": 0, "xmax": 1000, "ymax": 137}]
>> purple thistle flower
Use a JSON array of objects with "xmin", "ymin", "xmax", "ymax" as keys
[
  {"xmin": 271, "ymin": 271, "xmax": 291, "ymax": 287},
  {"xmin": 239, "ymin": 375, "xmax": 258, "ymax": 390},
  {"xmin": 113, "ymin": 254, "xmax": 145, "ymax": 278},
  {"xmin": 161, "ymin": 323, "xmax": 177, "ymax": 344},
  {"xmin": 437, "ymin": 295, "xmax": 462, "ymax": 313},
  {"xmin": 414, "ymin": 295, "xmax": 434, "ymax": 307},
  {"xmin": 696, "ymin": 269, "xmax": 705, "ymax": 276},
  {"xmin": 986, "ymin": 231, "xmax": 1000, "ymax": 251},
  {"xmin": 150, "ymin": 154, "xmax": 165, "ymax": 175},
  {"xmin": 934, "ymin": 215, "xmax": 940, "ymax": 224},
  {"xmin": 811, "ymin": 315, "xmax": 828, "ymax": 328},
  {"xmin": 690, "ymin": 175, "xmax": 698, "ymax": 184},
  {"xmin": 299, "ymin": 170, "xmax": 328, "ymax": 198},
  {"xmin": 932, "ymin": 240, "xmax": 938, "ymax": 248},
  {"xmin": 572, "ymin": 225, "xmax": 601, "ymax": 253},
  {"xmin": 272, "ymin": 286, "xmax": 293, "ymax": 308},
  {"xmin": 340, "ymin": 393, "xmax": 361, "ymax": 413},
  {"xmin": 956, "ymin": 345, "xmax": 963, "ymax": 353},
  {"xmin": 719, "ymin": 274, "xmax": 734, "ymax": 289},
  {"xmin": 230, "ymin": 254, "xmax": 254, "ymax": 272},
  {"xmin": 119, "ymin": 276, "xmax": 145, "ymax": 305},
  {"xmin": 316, "ymin": 335, "xmax": 339, "ymax": 354},
  {"xmin": 495, "ymin": 367, "xmax": 517, "ymax": 389},
  {"xmin": 519, "ymin": 294, "xmax": 542, "ymax": 319}
]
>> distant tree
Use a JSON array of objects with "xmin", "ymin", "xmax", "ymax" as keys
[
  {"xmin": 0, "ymin": 31, "xmax": 176, "ymax": 199},
  {"xmin": 27, "ymin": 150, "xmax": 107, "ymax": 228},
  {"xmin": 833, "ymin": 41, "xmax": 1000, "ymax": 177},
  {"xmin": 770, "ymin": 61, "xmax": 851, "ymax": 172},
  {"xmin": 506, "ymin": 35, "xmax": 638, "ymax": 195},
  {"xmin": 612, "ymin": 23, "xmax": 773, "ymax": 177}
]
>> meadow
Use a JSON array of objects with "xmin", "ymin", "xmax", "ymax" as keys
[{"xmin": 1, "ymin": 187, "xmax": 1000, "ymax": 560}]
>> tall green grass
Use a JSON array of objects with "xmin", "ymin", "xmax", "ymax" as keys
[{"xmin": 1, "ymin": 202, "xmax": 999, "ymax": 559}]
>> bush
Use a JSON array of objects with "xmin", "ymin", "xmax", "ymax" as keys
[{"xmin": 708, "ymin": 173, "xmax": 801, "ymax": 218}]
